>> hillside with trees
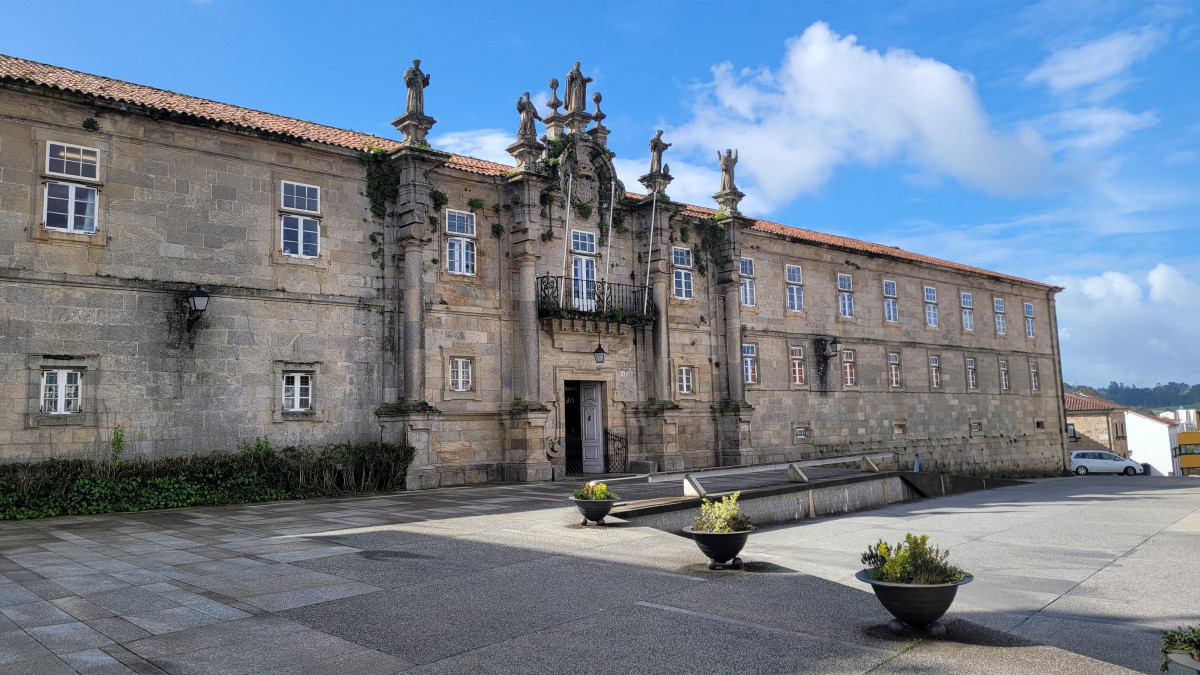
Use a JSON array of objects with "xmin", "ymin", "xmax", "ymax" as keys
[{"xmin": 1064, "ymin": 381, "xmax": 1200, "ymax": 410}]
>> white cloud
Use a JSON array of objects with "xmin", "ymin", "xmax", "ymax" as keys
[
  {"xmin": 1049, "ymin": 107, "xmax": 1158, "ymax": 151},
  {"xmin": 666, "ymin": 22, "xmax": 1055, "ymax": 213},
  {"xmin": 429, "ymin": 128, "xmax": 514, "ymax": 165},
  {"xmin": 1027, "ymin": 28, "xmax": 1160, "ymax": 93},
  {"xmin": 1049, "ymin": 264, "xmax": 1200, "ymax": 383}
]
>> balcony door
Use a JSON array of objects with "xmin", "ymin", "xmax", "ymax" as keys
[{"xmin": 571, "ymin": 256, "xmax": 597, "ymax": 311}]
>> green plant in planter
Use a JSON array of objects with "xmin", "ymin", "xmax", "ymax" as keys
[
  {"xmin": 692, "ymin": 492, "xmax": 752, "ymax": 532},
  {"xmin": 861, "ymin": 533, "xmax": 966, "ymax": 584},
  {"xmin": 1162, "ymin": 626, "xmax": 1200, "ymax": 671},
  {"xmin": 573, "ymin": 481, "xmax": 618, "ymax": 501}
]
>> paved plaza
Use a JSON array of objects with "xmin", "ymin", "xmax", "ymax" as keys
[{"xmin": 0, "ymin": 475, "xmax": 1196, "ymax": 673}]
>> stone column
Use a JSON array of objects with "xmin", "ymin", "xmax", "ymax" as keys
[
  {"xmin": 516, "ymin": 251, "xmax": 540, "ymax": 402},
  {"xmin": 402, "ymin": 239, "xmax": 425, "ymax": 400},
  {"xmin": 723, "ymin": 281, "xmax": 744, "ymax": 403},
  {"xmin": 650, "ymin": 268, "xmax": 671, "ymax": 401}
]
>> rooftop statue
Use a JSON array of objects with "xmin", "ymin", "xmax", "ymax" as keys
[
  {"xmin": 718, "ymin": 148, "xmax": 738, "ymax": 192},
  {"xmin": 516, "ymin": 92, "xmax": 542, "ymax": 141},
  {"xmin": 404, "ymin": 59, "xmax": 430, "ymax": 117},
  {"xmin": 565, "ymin": 62, "xmax": 593, "ymax": 113},
  {"xmin": 649, "ymin": 130, "xmax": 671, "ymax": 175}
]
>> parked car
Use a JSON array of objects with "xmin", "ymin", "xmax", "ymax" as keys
[{"xmin": 1070, "ymin": 450, "xmax": 1143, "ymax": 476}]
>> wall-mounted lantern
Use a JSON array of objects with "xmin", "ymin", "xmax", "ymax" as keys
[
  {"xmin": 593, "ymin": 342, "xmax": 606, "ymax": 364},
  {"xmin": 185, "ymin": 286, "xmax": 209, "ymax": 330}
]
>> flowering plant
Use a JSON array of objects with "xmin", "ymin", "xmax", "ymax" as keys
[
  {"xmin": 573, "ymin": 481, "xmax": 619, "ymax": 501},
  {"xmin": 692, "ymin": 492, "xmax": 752, "ymax": 533}
]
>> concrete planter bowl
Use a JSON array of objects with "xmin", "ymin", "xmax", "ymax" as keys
[
  {"xmin": 1166, "ymin": 650, "xmax": 1200, "ymax": 673},
  {"xmin": 682, "ymin": 526, "xmax": 756, "ymax": 570},
  {"xmin": 855, "ymin": 569, "xmax": 973, "ymax": 637},
  {"xmin": 569, "ymin": 498, "xmax": 617, "ymax": 526}
]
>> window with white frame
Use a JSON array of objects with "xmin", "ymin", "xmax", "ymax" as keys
[
  {"xmin": 838, "ymin": 273, "xmax": 853, "ymax": 292},
  {"xmin": 570, "ymin": 230, "xmax": 597, "ymax": 310},
  {"xmin": 999, "ymin": 359, "xmax": 1010, "ymax": 391},
  {"xmin": 962, "ymin": 308, "xmax": 974, "ymax": 331},
  {"xmin": 842, "ymin": 350, "xmax": 856, "ymax": 387},
  {"xmin": 44, "ymin": 142, "xmax": 100, "ymax": 234},
  {"xmin": 742, "ymin": 344, "xmax": 758, "ymax": 384},
  {"xmin": 281, "ymin": 372, "xmax": 312, "ymax": 411},
  {"xmin": 929, "ymin": 356, "xmax": 941, "ymax": 388},
  {"xmin": 449, "ymin": 358, "xmax": 473, "ymax": 392},
  {"xmin": 446, "ymin": 210, "xmax": 477, "ymax": 275},
  {"xmin": 1024, "ymin": 303, "xmax": 1036, "ymax": 338},
  {"xmin": 790, "ymin": 346, "xmax": 805, "ymax": 385},
  {"xmin": 571, "ymin": 229, "xmax": 596, "ymax": 254},
  {"xmin": 1029, "ymin": 361, "xmax": 1039, "ymax": 391},
  {"xmin": 994, "ymin": 298, "xmax": 1006, "ymax": 313},
  {"xmin": 966, "ymin": 357, "xmax": 977, "ymax": 389},
  {"xmin": 838, "ymin": 274, "xmax": 854, "ymax": 318},
  {"xmin": 961, "ymin": 292, "xmax": 973, "ymax": 308},
  {"xmin": 786, "ymin": 264, "xmax": 803, "ymax": 311},
  {"xmin": 281, "ymin": 215, "xmax": 320, "ymax": 258},
  {"xmin": 883, "ymin": 280, "xmax": 898, "ymax": 323},
  {"xmin": 281, "ymin": 181, "xmax": 320, "ymax": 213},
  {"xmin": 924, "ymin": 286, "xmax": 938, "ymax": 327},
  {"xmin": 677, "ymin": 366, "xmax": 693, "ymax": 394},
  {"xmin": 994, "ymin": 298, "xmax": 1007, "ymax": 335},
  {"xmin": 740, "ymin": 258, "xmax": 756, "ymax": 306},
  {"xmin": 1024, "ymin": 302, "xmax": 1035, "ymax": 317},
  {"xmin": 40, "ymin": 370, "xmax": 81, "ymax": 414},
  {"xmin": 888, "ymin": 352, "xmax": 901, "ymax": 387},
  {"xmin": 673, "ymin": 247, "xmax": 693, "ymax": 299}
]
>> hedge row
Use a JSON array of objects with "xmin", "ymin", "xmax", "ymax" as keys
[{"xmin": 0, "ymin": 438, "xmax": 415, "ymax": 520}]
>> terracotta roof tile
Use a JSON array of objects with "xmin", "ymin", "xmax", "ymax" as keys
[
  {"xmin": 0, "ymin": 52, "xmax": 1055, "ymax": 289},
  {"xmin": 1065, "ymin": 392, "xmax": 1126, "ymax": 412}
]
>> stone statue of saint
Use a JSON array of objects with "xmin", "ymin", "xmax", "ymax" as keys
[
  {"xmin": 404, "ymin": 59, "xmax": 430, "ymax": 117},
  {"xmin": 565, "ymin": 62, "xmax": 593, "ymax": 113},
  {"xmin": 517, "ymin": 92, "xmax": 541, "ymax": 141},
  {"xmin": 718, "ymin": 148, "xmax": 739, "ymax": 192},
  {"xmin": 649, "ymin": 130, "xmax": 671, "ymax": 174}
]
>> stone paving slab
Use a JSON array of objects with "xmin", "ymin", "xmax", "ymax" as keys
[{"xmin": 0, "ymin": 474, "xmax": 1194, "ymax": 672}]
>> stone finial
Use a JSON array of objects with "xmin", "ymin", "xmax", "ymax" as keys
[
  {"xmin": 648, "ymin": 130, "xmax": 671, "ymax": 175},
  {"xmin": 546, "ymin": 78, "xmax": 563, "ymax": 116},
  {"xmin": 590, "ymin": 92, "xmax": 606, "ymax": 127}
]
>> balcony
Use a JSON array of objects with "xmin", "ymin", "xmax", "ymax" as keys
[{"xmin": 537, "ymin": 276, "xmax": 658, "ymax": 327}]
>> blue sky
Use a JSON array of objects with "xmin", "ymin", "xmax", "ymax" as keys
[{"xmin": 2, "ymin": 0, "xmax": 1197, "ymax": 386}]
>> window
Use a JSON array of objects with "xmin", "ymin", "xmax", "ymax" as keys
[
  {"xmin": 446, "ymin": 210, "xmax": 477, "ymax": 275},
  {"xmin": 962, "ymin": 308, "xmax": 974, "ymax": 331},
  {"xmin": 994, "ymin": 298, "xmax": 1006, "ymax": 313},
  {"xmin": 1025, "ymin": 313, "xmax": 1036, "ymax": 338},
  {"xmin": 677, "ymin": 366, "xmax": 693, "ymax": 394},
  {"xmin": 1024, "ymin": 302, "xmax": 1035, "ymax": 318},
  {"xmin": 44, "ymin": 182, "xmax": 97, "ymax": 233},
  {"xmin": 40, "ymin": 370, "xmax": 81, "ymax": 414},
  {"xmin": 742, "ymin": 344, "xmax": 758, "ymax": 384},
  {"xmin": 793, "ymin": 426, "xmax": 810, "ymax": 442},
  {"xmin": 281, "ymin": 373, "xmax": 312, "ymax": 411},
  {"xmin": 995, "ymin": 313, "xmax": 1007, "ymax": 335},
  {"xmin": 1029, "ymin": 361, "xmax": 1039, "ymax": 391},
  {"xmin": 1068, "ymin": 423, "xmax": 1077, "ymax": 441},
  {"xmin": 281, "ymin": 181, "xmax": 320, "ymax": 213},
  {"xmin": 966, "ymin": 357, "xmax": 977, "ymax": 389},
  {"xmin": 571, "ymin": 229, "xmax": 596, "ymax": 254},
  {"xmin": 882, "ymin": 280, "xmax": 898, "ymax": 323},
  {"xmin": 282, "ymin": 215, "xmax": 319, "ymax": 258},
  {"xmin": 970, "ymin": 421, "xmax": 983, "ymax": 433},
  {"xmin": 999, "ymin": 360, "xmax": 1010, "ymax": 391},
  {"xmin": 840, "ymin": 291, "xmax": 854, "ymax": 318},
  {"xmin": 924, "ymin": 286, "xmax": 937, "ymax": 303},
  {"xmin": 449, "ymin": 358, "xmax": 473, "ymax": 392},
  {"xmin": 961, "ymin": 292, "xmax": 973, "ymax": 308},
  {"xmin": 929, "ymin": 356, "xmax": 941, "ymax": 388},
  {"xmin": 842, "ymin": 350, "xmax": 856, "ymax": 386},
  {"xmin": 888, "ymin": 353, "xmax": 901, "ymax": 388},
  {"xmin": 673, "ymin": 247, "xmax": 693, "ymax": 299},
  {"xmin": 838, "ymin": 274, "xmax": 853, "ymax": 291},
  {"xmin": 786, "ymin": 265, "xmax": 803, "ymax": 312},
  {"xmin": 790, "ymin": 347, "xmax": 805, "ymax": 385},
  {"xmin": 883, "ymin": 280, "xmax": 897, "ymax": 297},
  {"xmin": 740, "ymin": 258, "xmax": 755, "ymax": 306},
  {"xmin": 925, "ymin": 303, "xmax": 939, "ymax": 327},
  {"xmin": 46, "ymin": 142, "xmax": 98, "ymax": 180}
]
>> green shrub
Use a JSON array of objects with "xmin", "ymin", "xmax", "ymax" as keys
[
  {"xmin": 1162, "ymin": 626, "xmax": 1200, "ymax": 671},
  {"xmin": 861, "ymin": 533, "xmax": 966, "ymax": 584},
  {"xmin": 573, "ymin": 480, "xmax": 619, "ymax": 500},
  {"xmin": 692, "ymin": 492, "xmax": 752, "ymax": 533},
  {"xmin": 0, "ymin": 439, "xmax": 415, "ymax": 520}
]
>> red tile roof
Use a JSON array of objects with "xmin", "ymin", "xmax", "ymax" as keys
[
  {"xmin": 1065, "ymin": 392, "xmax": 1126, "ymax": 412},
  {"xmin": 0, "ymin": 52, "xmax": 1056, "ymax": 290}
]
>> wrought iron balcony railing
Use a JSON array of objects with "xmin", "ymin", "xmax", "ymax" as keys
[{"xmin": 537, "ymin": 276, "xmax": 658, "ymax": 326}]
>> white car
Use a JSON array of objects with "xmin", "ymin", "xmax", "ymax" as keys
[{"xmin": 1070, "ymin": 450, "xmax": 1143, "ymax": 476}]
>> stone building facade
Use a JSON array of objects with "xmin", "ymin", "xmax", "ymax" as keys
[
  {"xmin": 1064, "ymin": 393, "xmax": 1129, "ymax": 458},
  {"xmin": 0, "ymin": 54, "xmax": 1069, "ymax": 487}
]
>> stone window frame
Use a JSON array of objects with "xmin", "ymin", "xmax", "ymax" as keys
[
  {"xmin": 280, "ymin": 214, "xmax": 321, "ymax": 259},
  {"xmin": 994, "ymin": 297, "xmax": 1007, "ymax": 336},
  {"xmin": 739, "ymin": 258, "xmax": 756, "ymax": 307},
  {"xmin": 272, "ymin": 361, "xmax": 324, "ymax": 422},
  {"xmin": 785, "ymin": 264, "xmax": 804, "ymax": 313},
  {"xmin": 841, "ymin": 349, "xmax": 857, "ymax": 388},
  {"xmin": 966, "ymin": 356, "xmax": 978, "ymax": 390},
  {"xmin": 969, "ymin": 420, "xmax": 984, "ymax": 435},
  {"xmin": 999, "ymin": 359, "xmax": 1010, "ymax": 392},
  {"xmin": 887, "ymin": 352, "xmax": 902, "ymax": 388},
  {"xmin": 924, "ymin": 286, "xmax": 939, "ymax": 328},
  {"xmin": 882, "ymin": 279, "xmax": 899, "ymax": 324},
  {"xmin": 26, "ymin": 354, "xmax": 100, "ymax": 428},
  {"xmin": 449, "ymin": 357, "xmax": 474, "ymax": 392},
  {"xmin": 1029, "ymin": 359, "xmax": 1040, "ymax": 392},
  {"xmin": 281, "ymin": 372, "xmax": 313, "ymax": 412},
  {"xmin": 962, "ymin": 307, "xmax": 974, "ymax": 332},
  {"xmin": 838, "ymin": 273, "xmax": 855, "ymax": 320},
  {"xmin": 280, "ymin": 180, "xmax": 321, "ymax": 215},
  {"xmin": 742, "ymin": 343, "xmax": 759, "ymax": 385},
  {"xmin": 892, "ymin": 420, "xmax": 908, "ymax": 436},
  {"xmin": 672, "ymin": 247, "xmax": 693, "ymax": 300},
  {"xmin": 676, "ymin": 365, "xmax": 695, "ymax": 396},
  {"xmin": 445, "ymin": 209, "xmax": 478, "ymax": 277},
  {"xmin": 440, "ymin": 346, "xmax": 483, "ymax": 401},
  {"xmin": 792, "ymin": 422, "xmax": 813, "ymax": 444},
  {"xmin": 929, "ymin": 355, "xmax": 942, "ymax": 389}
]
